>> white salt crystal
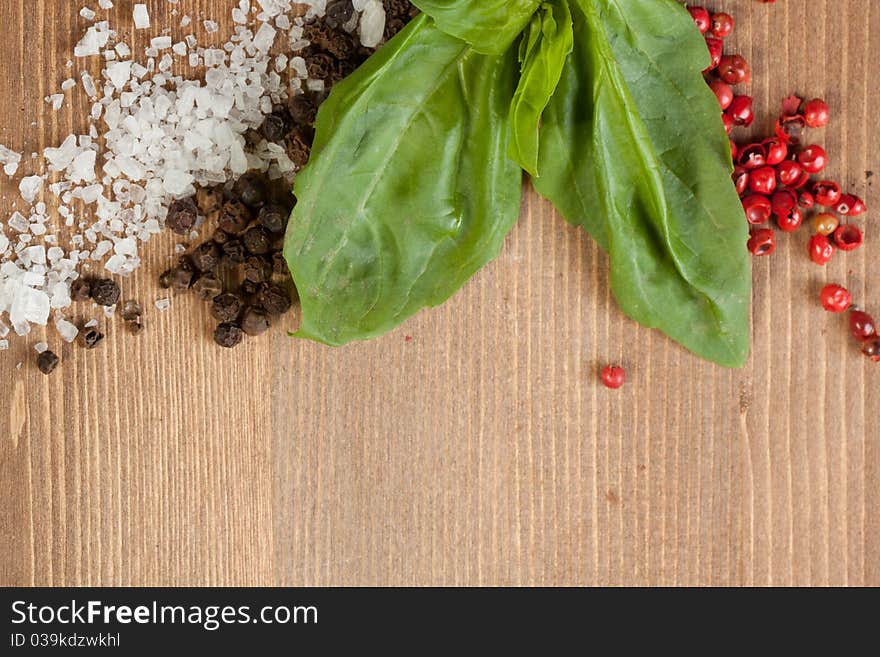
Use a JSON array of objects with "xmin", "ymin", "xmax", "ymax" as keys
[
  {"xmin": 74, "ymin": 26, "xmax": 110, "ymax": 57},
  {"xmin": 0, "ymin": 320, "xmax": 7, "ymax": 338},
  {"xmin": 81, "ymin": 71, "xmax": 97, "ymax": 97},
  {"xmin": 9, "ymin": 212, "xmax": 29, "ymax": 232},
  {"xmin": 172, "ymin": 41, "xmax": 187, "ymax": 56},
  {"xmin": 204, "ymin": 20, "xmax": 219, "ymax": 34},
  {"xmin": 0, "ymin": 232, "xmax": 8, "ymax": 253},
  {"xmin": 233, "ymin": 8, "xmax": 247, "ymax": 23},
  {"xmin": 151, "ymin": 36, "xmax": 172, "ymax": 50},
  {"xmin": 180, "ymin": 15, "xmax": 191, "ymax": 28},
  {"xmin": 253, "ymin": 22, "xmax": 277, "ymax": 52},
  {"xmin": 133, "ymin": 4, "xmax": 150, "ymax": 29},
  {"xmin": 99, "ymin": 0, "xmax": 113, "ymax": 8},
  {"xmin": 106, "ymin": 61, "xmax": 132, "ymax": 89},
  {"xmin": 359, "ymin": 1, "xmax": 386, "ymax": 48},
  {"xmin": 115, "ymin": 42, "xmax": 131, "ymax": 58},
  {"xmin": 34, "ymin": 342, "xmax": 48, "ymax": 353},
  {"xmin": 50, "ymin": 94, "xmax": 64, "ymax": 110},
  {"xmin": 68, "ymin": 150, "xmax": 97, "ymax": 183},
  {"xmin": 55, "ymin": 318, "xmax": 78, "ymax": 342},
  {"xmin": 0, "ymin": 340, "xmax": 8, "ymax": 351},
  {"xmin": 61, "ymin": 78, "xmax": 76, "ymax": 91},
  {"xmin": 154, "ymin": 298, "xmax": 170, "ymax": 311},
  {"xmin": 80, "ymin": 7, "xmax": 96, "ymax": 21},
  {"xmin": 19, "ymin": 176, "xmax": 44, "ymax": 204},
  {"xmin": 3, "ymin": 162, "xmax": 18, "ymax": 176}
]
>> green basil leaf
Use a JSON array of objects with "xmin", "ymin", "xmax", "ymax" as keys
[
  {"xmin": 508, "ymin": 1, "xmax": 574, "ymax": 176},
  {"xmin": 534, "ymin": 0, "xmax": 751, "ymax": 367},
  {"xmin": 410, "ymin": 0, "xmax": 542, "ymax": 55},
  {"xmin": 284, "ymin": 16, "xmax": 522, "ymax": 346}
]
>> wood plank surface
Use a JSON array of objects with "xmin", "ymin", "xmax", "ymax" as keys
[{"xmin": 1, "ymin": 0, "xmax": 877, "ymax": 587}]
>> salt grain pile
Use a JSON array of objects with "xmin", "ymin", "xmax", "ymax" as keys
[{"xmin": 0, "ymin": 0, "xmax": 387, "ymax": 345}]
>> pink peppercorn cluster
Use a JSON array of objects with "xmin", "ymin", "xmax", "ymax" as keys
[{"xmin": 819, "ymin": 284, "xmax": 880, "ymax": 362}]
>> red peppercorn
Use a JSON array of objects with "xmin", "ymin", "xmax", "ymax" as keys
[
  {"xmin": 798, "ymin": 145, "xmax": 828, "ymax": 174},
  {"xmin": 862, "ymin": 338, "xmax": 880, "ymax": 362},
  {"xmin": 742, "ymin": 194, "xmax": 772, "ymax": 224},
  {"xmin": 775, "ymin": 114, "xmax": 807, "ymax": 145},
  {"xmin": 847, "ymin": 195, "xmax": 867, "ymax": 216},
  {"xmin": 689, "ymin": 6, "xmax": 711, "ymax": 33},
  {"xmin": 775, "ymin": 160, "xmax": 803, "ymax": 187},
  {"xmin": 797, "ymin": 190, "xmax": 815, "ymax": 209},
  {"xmin": 738, "ymin": 143, "xmax": 766, "ymax": 170},
  {"xmin": 849, "ymin": 310, "xmax": 877, "ymax": 341},
  {"xmin": 710, "ymin": 12, "xmax": 734, "ymax": 38},
  {"xmin": 727, "ymin": 95, "xmax": 754, "ymax": 127},
  {"xmin": 809, "ymin": 234, "xmax": 835, "ymax": 265},
  {"xmin": 718, "ymin": 54, "xmax": 751, "ymax": 85},
  {"xmin": 835, "ymin": 194, "xmax": 860, "ymax": 216},
  {"xmin": 802, "ymin": 98, "xmax": 830, "ymax": 128},
  {"xmin": 709, "ymin": 79, "xmax": 734, "ymax": 110},
  {"xmin": 791, "ymin": 169, "xmax": 812, "ymax": 189},
  {"xmin": 722, "ymin": 111, "xmax": 734, "ymax": 134},
  {"xmin": 833, "ymin": 224, "xmax": 863, "ymax": 251},
  {"xmin": 732, "ymin": 166, "xmax": 750, "ymax": 196},
  {"xmin": 770, "ymin": 189, "xmax": 797, "ymax": 216},
  {"xmin": 747, "ymin": 228, "xmax": 775, "ymax": 256},
  {"xmin": 812, "ymin": 180, "xmax": 842, "ymax": 207},
  {"xmin": 704, "ymin": 37, "xmax": 724, "ymax": 72},
  {"xmin": 819, "ymin": 284, "xmax": 852, "ymax": 313},
  {"xmin": 776, "ymin": 207, "xmax": 803, "ymax": 232},
  {"xmin": 601, "ymin": 365, "xmax": 626, "ymax": 389},
  {"xmin": 749, "ymin": 166, "xmax": 776, "ymax": 195},
  {"xmin": 762, "ymin": 138, "xmax": 788, "ymax": 166},
  {"xmin": 812, "ymin": 213, "xmax": 839, "ymax": 236}
]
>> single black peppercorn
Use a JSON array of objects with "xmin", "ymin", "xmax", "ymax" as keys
[
  {"xmin": 37, "ymin": 350, "xmax": 60, "ymax": 375},
  {"xmin": 241, "ymin": 306, "xmax": 271, "ymax": 336},
  {"xmin": 272, "ymin": 252, "xmax": 290, "ymax": 277},
  {"xmin": 258, "ymin": 283, "xmax": 293, "ymax": 315},
  {"xmin": 192, "ymin": 273, "xmax": 224, "ymax": 301},
  {"xmin": 289, "ymin": 92, "xmax": 318, "ymax": 126},
  {"xmin": 211, "ymin": 293, "xmax": 244, "ymax": 323},
  {"xmin": 165, "ymin": 197, "xmax": 199, "ymax": 235},
  {"xmin": 159, "ymin": 269, "xmax": 174, "ymax": 288},
  {"xmin": 285, "ymin": 131, "xmax": 312, "ymax": 169},
  {"xmin": 120, "ymin": 299, "xmax": 142, "ymax": 322},
  {"xmin": 70, "ymin": 278, "xmax": 91, "ymax": 302},
  {"xmin": 90, "ymin": 278, "xmax": 121, "ymax": 306},
  {"xmin": 218, "ymin": 200, "xmax": 252, "ymax": 235},
  {"xmin": 168, "ymin": 266, "xmax": 194, "ymax": 290},
  {"xmin": 243, "ymin": 256, "xmax": 273, "ymax": 284},
  {"xmin": 261, "ymin": 112, "xmax": 289, "ymax": 143},
  {"xmin": 257, "ymin": 203, "xmax": 288, "ymax": 234},
  {"xmin": 242, "ymin": 226, "xmax": 272, "ymax": 255},
  {"xmin": 79, "ymin": 328, "xmax": 104, "ymax": 349},
  {"xmin": 212, "ymin": 227, "xmax": 231, "ymax": 245},
  {"xmin": 240, "ymin": 280, "xmax": 260, "ymax": 297},
  {"xmin": 326, "ymin": 0, "xmax": 355, "ymax": 28},
  {"xmin": 221, "ymin": 239, "xmax": 247, "ymax": 265},
  {"xmin": 233, "ymin": 173, "xmax": 266, "ymax": 209},
  {"xmin": 190, "ymin": 241, "xmax": 222, "ymax": 273},
  {"xmin": 214, "ymin": 322, "xmax": 244, "ymax": 348},
  {"xmin": 195, "ymin": 186, "xmax": 224, "ymax": 215}
]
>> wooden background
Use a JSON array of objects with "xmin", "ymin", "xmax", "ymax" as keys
[{"xmin": 1, "ymin": 0, "xmax": 877, "ymax": 587}]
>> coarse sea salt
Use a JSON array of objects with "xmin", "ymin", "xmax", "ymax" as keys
[{"xmin": 133, "ymin": 4, "xmax": 150, "ymax": 29}]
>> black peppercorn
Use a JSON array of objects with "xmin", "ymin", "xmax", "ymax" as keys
[
  {"xmin": 212, "ymin": 227, "xmax": 231, "ymax": 245},
  {"xmin": 165, "ymin": 197, "xmax": 199, "ymax": 235},
  {"xmin": 192, "ymin": 273, "xmax": 224, "ymax": 301},
  {"xmin": 120, "ymin": 299, "xmax": 142, "ymax": 322},
  {"xmin": 306, "ymin": 53, "xmax": 336, "ymax": 80},
  {"xmin": 70, "ymin": 278, "xmax": 91, "ymax": 302},
  {"xmin": 218, "ymin": 200, "xmax": 252, "ymax": 235},
  {"xmin": 240, "ymin": 280, "xmax": 260, "ymax": 297},
  {"xmin": 159, "ymin": 269, "xmax": 173, "ymax": 288},
  {"xmin": 214, "ymin": 322, "xmax": 244, "ymax": 348},
  {"xmin": 289, "ymin": 92, "xmax": 318, "ymax": 126},
  {"xmin": 233, "ymin": 173, "xmax": 266, "ymax": 209},
  {"xmin": 258, "ymin": 283, "xmax": 293, "ymax": 315},
  {"xmin": 242, "ymin": 226, "xmax": 272, "ymax": 255},
  {"xmin": 241, "ymin": 306, "xmax": 271, "ymax": 336},
  {"xmin": 326, "ymin": 0, "xmax": 354, "ymax": 28},
  {"xmin": 257, "ymin": 203, "xmax": 288, "ymax": 234},
  {"xmin": 90, "ymin": 278, "xmax": 121, "ymax": 306},
  {"xmin": 243, "ymin": 256, "xmax": 273, "ymax": 284},
  {"xmin": 168, "ymin": 266, "xmax": 194, "ymax": 290},
  {"xmin": 285, "ymin": 130, "xmax": 312, "ymax": 169},
  {"xmin": 195, "ymin": 186, "xmax": 224, "ymax": 215},
  {"xmin": 130, "ymin": 320, "xmax": 144, "ymax": 335},
  {"xmin": 272, "ymin": 252, "xmax": 290, "ymax": 277},
  {"xmin": 190, "ymin": 241, "xmax": 222, "ymax": 272},
  {"xmin": 37, "ymin": 350, "xmax": 60, "ymax": 375},
  {"xmin": 261, "ymin": 110, "xmax": 292, "ymax": 143},
  {"xmin": 221, "ymin": 239, "xmax": 247, "ymax": 265},
  {"xmin": 79, "ymin": 328, "xmax": 104, "ymax": 349},
  {"xmin": 211, "ymin": 293, "xmax": 244, "ymax": 323}
]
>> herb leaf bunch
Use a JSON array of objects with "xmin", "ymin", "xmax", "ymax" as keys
[{"xmin": 284, "ymin": 0, "xmax": 752, "ymax": 367}]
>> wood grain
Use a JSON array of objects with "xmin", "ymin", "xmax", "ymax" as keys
[{"xmin": 1, "ymin": 0, "xmax": 877, "ymax": 587}]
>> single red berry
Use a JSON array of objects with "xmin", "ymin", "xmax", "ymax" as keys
[
  {"xmin": 791, "ymin": 169, "xmax": 812, "ymax": 189},
  {"xmin": 732, "ymin": 166, "xmax": 750, "ymax": 196},
  {"xmin": 776, "ymin": 207, "xmax": 803, "ymax": 232},
  {"xmin": 809, "ymin": 234, "xmax": 835, "ymax": 265},
  {"xmin": 849, "ymin": 310, "xmax": 877, "ymax": 341},
  {"xmin": 601, "ymin": 365, "xmax": 626, "ymax": 389},
  {"xmin": 775, "ymin": 114, "xmax": 807, "ymax": 145},
  {"xmin": 710, "ymin": 12, "xmax": 734, "ymax": 38},
  {"xmin": 812, "ymin": 180, "xmax": 842, "ymax": 207},
  {"xmin": 749, "ymin": 166, "xmax": 777, "ymax": 195},
  {"xmin": 709, "ymin": 79, "xmax": 734, "ymax": 110},
  {"xmin": 718, "ymin": 54, "xmax": 750, "ymax": 85},
  {"xmin": 689, "ymin": 6, "xmax": 711, "ymax": 33},
  {"xmin": 862, "ymin": 337, "xmax": 880, "ymax": 362},
  {"xmin": 762, "ymin": 138, "xmax": 788, "ymax": 166},
  {"xmin": 704, "ymin": 37, "xmax": 723, "ymax": 72},
  {"xmin": 742, "ymin": 194, "xmax": 772, "ymax": 225},
  {"xmin": 770, "ymin": 189, "xmax": 797, "ymax": 216},
  {"xmin": 727, "ymin": 95, "xmax": 754, "ymax": 127},
  {"xmin": 798, "ymin": 145, "xmax": 828, "ymax": 174},
  {"xmin": 833, "ymin": 224, "xmax": 863, "ymax": 251},
  {"xmin": 802, "ymin": 98, "xmax": 830, "ymax": 128},
  {"xmin": 775, "ymin": 160, "xmax": 803, "ymax": 187},
  {"xmin": 812, "ymin": 213, "xmax": 839, "ymax": 236},
  {"xmin": 722, "ymin": 111, "xmax": 734, "ymax": 134},
  {"xmin": 738, "ymin": 143, "xmax": 766, "ymax": 170},
  {"xmin": 835, "ymin": 194, "xmax": 864, "ymax": 216},
  {"xmin": 747, "ymin": 228, "xmax": 775, "ymax": 256},
  {"xmin": 820, "ymin": 284, "xmax": 852, "ymax": 313},
  {"xmin": 847, "ymin": 195, "xmax": 867, "ymax": 216},
  {"xmin": 797, "ymin": 190, "xmax": 815, "ymax": 209}
]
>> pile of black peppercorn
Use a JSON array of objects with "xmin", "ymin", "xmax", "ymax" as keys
[{"xmin": 163, "ymin": 174, "xmax": 296, "ymax": 348}]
